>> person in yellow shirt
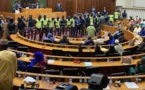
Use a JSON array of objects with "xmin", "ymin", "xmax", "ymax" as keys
[
  {"xmin": 89, "ymin": 14, "xmax": 94, "ymax": 25},
  {"xmin": 133, "ymin": 24, "xmax": 141, "ymax": 34},
  {"xmin": 114, "ymin": 10, "xmax": 119, "ymax": 20},
  {"xmin": 70, "ymin": 17, "xmax": 75, "ymax": 37},
  {"xmin": 66, "ymin": 16, "xmax": 71, "ymax": 36},
  {"xmin": 86, "ymin": 23, "xmax": 96, "ymax": 37},
  {"xmin": 55, "ymin": 17, "xmax": 61, "ymax": 36},
  {"xmin": 48, "ymin": 17, "xmax": 55, "ymax": 35},
  {"xmin": 35, "ymin": 15, "xmax": 43, "ymax": 41},
  {"xmin": 42, "ymin": 15, "xmax": 49, "ymax": 37}
]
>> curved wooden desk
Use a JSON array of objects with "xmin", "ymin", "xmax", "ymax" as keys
[
  {"xmin": 10, "ymin": 49, "xmax": 145, "ymax": 68},
  {"xmin": 53, "ymin": 30, "xmax": 109, "ymax": 44},
  {"xmin": 13, "ymin": 71, "xmax": 145, "ymax": 90},
  {"xmin": 10, "ymin": 29, "xmax": 142, "ymax": 53}
]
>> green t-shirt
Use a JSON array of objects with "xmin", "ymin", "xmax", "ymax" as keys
[
  {"xmin": 43, "ymin": 18, "xmax": 49, "ymax": 26},
  {"xmin": 66, "ymin": 19, "xmax": 71, "ymax": 27},
  {"xmin": 70, "ymin": 18, "xmax": 75, "ymax": 27},
  {"xmin": 55, "ymin": 19, "xmax": 60, "ymax": 28},
  {"xmin": 48, "ymin": 19, "xmax": 55, "ymax": 28},
  {"xmin": 36, "ymin": 19, "xmax": 43, "ymax": 28},
  {"xmin": 114, "ymin": 12, "xmax": 119, "ymax": 19}
]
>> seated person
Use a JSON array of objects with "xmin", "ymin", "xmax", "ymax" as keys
[
  {"xmin": 129, "ymin": 56, "xmax": 145, "ymax": 75},
  {"xmin": 113, "ymin": 28, "xmax": 122, "ymax": 37},
  {"xmin": 114, "ymin": 39, "xmax": 124, "ymax": 56},
  {"xmin": 107, "ymin": 35, "xmax": 115, "ymax": 45},
  {"xmin": 94, "ymin": 35, "xmax": 104, "ymax": 44},
  {"xmin": 58, "ymin": 35, "xmax": 70, "ymax": 44},
  {"xmin": 133, "ymin": 24, "xmax": 141, "ymax": 34},
  {"xmin": 28, "ymin": 51, "xmax": 46, "ymax": 72},
  {"xmin": 138, "ymin": 27, "xmax": 145, "ymax": 37},
  {"xmin": 129, "ymin": 24, "xmax": 135, "ymax": 32},
  {"xmin": 43, "ymin": 33, "xmax": 55, "ymax": 43},
  {"xmin": 106, "ymin": 21, "xmax": 113, "ymax": 26},
  {"xmin": 16, "ymin": 52, "xmax": 27, "ymax": 71},
  {"xmin": 83, "ymin": 36, "xmax": 95, "ymax": 45},
  {"xmin": 141, "ymin": 19, "xmax": 145, "ymax": 27},
  {"xmin": 118, "ymin": 32, "xmax": 124, "ymax": 42},
  {"xmin": 15, "ymin": 7, "xmax": 20, "ymax": 14}
]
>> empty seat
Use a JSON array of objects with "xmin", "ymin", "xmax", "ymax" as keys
[
  {"xmin": 44, "ymin": 70, "xmax": 60, "ymax": 75},
  {"xmin": 17, "ymin": 46, "xmax": 29, "ymax": 52},
  {"xmin": 51, "ymin": 49, "xmax": 64, "ymax": 56},
  {"xmin": 43, "ymin": 39, "xmax": 53, "ymax": 43},
  {"xmin": 8, "ymin": 41, "xmax": 18, "ymax": 49},
  {"xmin": 29, "ymin": 66, "xmax": 42, "ymax": 73}
]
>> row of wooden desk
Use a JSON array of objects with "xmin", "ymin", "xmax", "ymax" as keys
[
  {"xmin": 10, "ymin": 26, "xmax": 143, "ymax": 53},
  {"xmin": 10, "ymin": 49, "xmax": 144, "ymax": 68},
  {"xmin": 0, "ymin": 8, "xmax": 67, "ymax": 21},
  {"xmin": 13, "ymin": 77, "xmax": 145, "ymax": 90},
  {"xmin": 13, "ymin": 70, "xmax": 145, "ymax": 90}
]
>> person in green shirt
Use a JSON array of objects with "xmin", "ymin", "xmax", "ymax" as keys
[
  {"xmin": 114, "ymin": 11, "xmax": 119, "ymax": 20},
  {"xmin": 89, "ymin": 14, "xmax": 94, "ymax": 25},
  {"xmin": 70, "ymin": 17, "xmax": 75, "ymax": 37},
  {"xmin": 129, "ymin": 56, "xmax": 145, "ymax": 75},
  {"xmin": 42, "ymin": 15, "xmax": 49, "ymax": 37},
  {"xmin": 109, "ymin": 14, "xmax": 114, "ymax": 22},
  {"xmin": 48, "ymin": 17, "xmax": 55, "ymax": 35},
  {"xmin": 66, "ymin": 16, "xmax": 71, "ymax": 36},
  {"xmin": 86, "ymin": 23, "xmax": 96, "ymax": 37},
  {"xmin": 54, "ymin": 17, "xmax": 61, "ymax": 36},
  {"xmin": 34, "ymin": 15, "xmax": 43, "ymax": 41}
]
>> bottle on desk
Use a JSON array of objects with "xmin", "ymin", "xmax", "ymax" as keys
[
  {"xmin": 135, "ymin": 74, "xmax": 139, "ymax": 83},
  {"xmin": 84, "ymin": 76, "xmax": 87, "ymax": 83},
  {"xmin": 109, "ymin": 77, "xmax": 113, "ymax": 84},
  {"xmin": 41, "ymin": 76, "xmax": 45, "ymax": 82},
  {"xmin": 79, "ymin": 76, "xmax": 83, "ymax": 83},
  {"xmin": 46, "ymin": 73, "xmax": 50, "ymax": 85},
  {"xmin": 23, "ymin": 70, "xmax": 27, "ymax": 79},
  {"xmin": 36, "ymin": 74, "xmax": 39, "ymax": 81},
  {"xmin": 18, "ymin": 70, "xmax": 21, "ymax": 78},
  {"xmin": 69, "ymin": 77, "xmax": 72, "ymax": 84}
]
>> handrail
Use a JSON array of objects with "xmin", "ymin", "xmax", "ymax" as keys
[
  {"xmin": 16, "ymin": 71, "xmax": 145, "ymax": 80},
  {"xmin": 9, "ymin": 49, "xmax": 145, "ymax": 60},
  {"xmin": 15, "ymin": 25, "xmax": 140, "ymax": 48}
]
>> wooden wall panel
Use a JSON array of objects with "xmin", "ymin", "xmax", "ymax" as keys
[
  {"xmin": 0, "ymin": 0, "xmax": 11, "ymax": 12},
  {"xmin": 0, "ymin": 0, "xmax": 116, "ymax": 16}
]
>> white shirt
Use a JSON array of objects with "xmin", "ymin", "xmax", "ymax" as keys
[
  {"xmin": 114, "ymin": 44, "xmax": 124, "ymax": 56},
  {"xmin": 133, "ymin": 27, "xmax": 141, "ymax": 34},
  {"xmin": 94, "ymin": 39, "xmax": 104, "ymax": 44},
  {"xmin": 15, "ymin": 9, "xmax": 20, "ymax": 14}
]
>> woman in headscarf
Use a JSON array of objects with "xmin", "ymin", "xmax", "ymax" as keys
[
  {"xmin": 28, "ymin": 51, "xmax": 46, "ymax": 71},
  {"xmin": 43, "ymin": 33, "xmax": 55, "ymax": 43},
  {"xmin": 0, "ymin": 50, "xmax": 17, "ymax": 90}
]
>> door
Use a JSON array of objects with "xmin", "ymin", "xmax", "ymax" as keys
[{"xmin": 65, "ymin": 0, "xmax": 73, "ymax": 17}]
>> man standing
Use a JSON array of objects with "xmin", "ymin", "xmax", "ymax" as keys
[
  {"xmin": 42, "ymin": 15, "xmax": 49, "ymax": 37},
  {"xmin": 27, "ymin": 15, "xmax": 35, "ymax": 39},
  {"xmin": 70, "ymin": 17, "xmax": 75, "ymax": 37},
  {"xmin": 55, "ymin": 17, "xmax": 61, "ymax": 36},
  {"xmin": 35, "ymin": 15, "xmax": 43, "ymax": 41},
  {"xmin": 86, "ymin": 23, "xmax": 96, "ymax": 37},
  {"xmin": 66, "ymin": 16, "xmax": 71, "ymax": 36},
  {"xmin": 60, "ymin": 16, "xmax": 66, "ymax": 35},
  {"xmin": 48, "ymin": 17, "xmax": 55, "ymax": 35}
]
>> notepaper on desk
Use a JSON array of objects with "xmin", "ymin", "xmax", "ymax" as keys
[
  {"xmin": 47, "ymin": 59, "xmax": 55, "ymax": 64},
  {"xmin": 84, "ymin": 62, "xmax": 92, "ymax": 66},
  {"xmin": 125, "ymin": 82, "xmax": 139, "ymax": 89},
  {"xmin": 135, "ymin": 40, "xmax": 141, "ymax": 45},
  {"xmin": 103, "ymin": 86, "xmax": 110, "ymax": 90}
]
